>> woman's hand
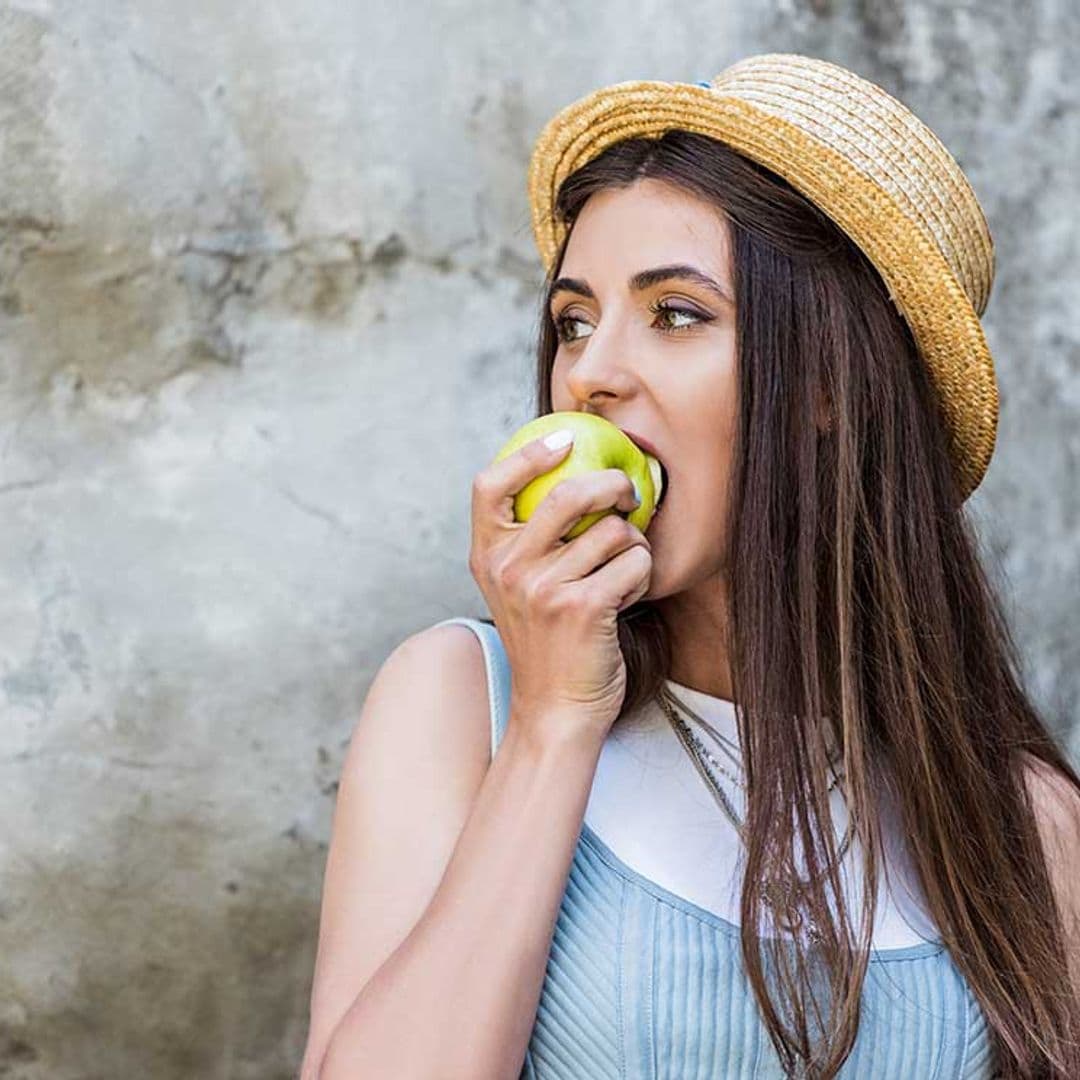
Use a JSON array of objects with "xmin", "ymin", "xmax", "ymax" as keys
[{"xmin": 469, "ymin": 430, "xmax": 653, "ymax": 750}]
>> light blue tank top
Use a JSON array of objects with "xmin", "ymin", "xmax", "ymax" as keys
[{"xmin": 435, "ymin": 616, "xmax": 996, "ymax": 1079}]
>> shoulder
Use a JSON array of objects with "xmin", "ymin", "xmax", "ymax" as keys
[
  {"xmin": 391, "ymin": 617, "xmax": 492, "ymax": 717},
  {"xmin": 1019, "ymin": 753, "xmax": 1080, "ymax": 944},
  {"xmin": 360, "ymin": 619, "xmax": 494, "ymax": 781},
  {"xmin": 389, "ymin": 619, "xmax": 491, "ymax": 691},
  {"xmin": 1020, "ymin": 752, "xmax": 1080, "ymax": 847}
]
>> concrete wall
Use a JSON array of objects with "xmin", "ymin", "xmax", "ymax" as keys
[{"xmin": 0, "ymin": 1, "xmax": 1076, "ymax": 1075}]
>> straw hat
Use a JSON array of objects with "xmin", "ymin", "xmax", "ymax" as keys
[{"xmin": 527, "ymin": 53, "xmax": 999, "ymax": 503}]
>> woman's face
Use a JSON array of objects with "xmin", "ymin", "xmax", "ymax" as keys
[{"xmin": 548, "ymin": 177, "xmax": 739, "ymax": 601}]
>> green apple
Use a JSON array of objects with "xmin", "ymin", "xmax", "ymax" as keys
[{"xmin": 492, "ymin": 411, "xmax": 665, "ymax": 541}]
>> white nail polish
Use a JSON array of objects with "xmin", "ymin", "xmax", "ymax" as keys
[{"xmin": 543, "ymin": 429, "xmax": 574, "ymax": 450}]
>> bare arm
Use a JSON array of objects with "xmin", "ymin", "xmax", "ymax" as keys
[
  {"xmin": 299, "ymin": 622, "xmax": 605, "ymax": 1080},
  {"xmin": 317, "ymin": 713, "xmax": 601, "ymax": 1080},
  {"xmin": 298, "ymin": 624, "xmax": 493, "ymax": 1079},
  {"xmin": 303, "ymin": 427, "xmax": 650, "ymax": 1078}
]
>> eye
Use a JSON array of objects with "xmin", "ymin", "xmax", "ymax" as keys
[
  {"xmin": 553, "ymin": 312, "xmax": 594, "ymax": 344},
  {"xmin": 551, "ymin": 299, "xmax": 714, "ymax": 345},
  {"xmin": 648, "ymin": 300, "xmax": 712, "ymax": 335}
]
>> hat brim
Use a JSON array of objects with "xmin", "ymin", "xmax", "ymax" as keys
[{"xmin": 527, "ymin": 80, "xmax": 998, "ymax": 503}]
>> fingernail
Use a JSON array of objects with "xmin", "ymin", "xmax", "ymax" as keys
[
  {"xmin": 543, "ymin": 429, "xmax": 574, "ymax": 451},
  {"xmin": 631, "ymin": 479, "xmax": 642, "ymax": 507}
]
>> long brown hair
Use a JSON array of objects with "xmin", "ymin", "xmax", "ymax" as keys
[{"xmin": 523, "ymin": 130, "xmax": 1080, "ymax": 1078}]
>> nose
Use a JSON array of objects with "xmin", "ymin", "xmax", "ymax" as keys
[{"xmin": 562, "ymin": 316, "xmax": 636, "ymax": 407}]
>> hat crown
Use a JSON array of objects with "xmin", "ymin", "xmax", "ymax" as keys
[
  {"xmin": 526, "ymin": 52, "xmax": 1001, "ymax": 501},
  {"xmin": 704, "ymin": 53, "xmax": 995, "ymax": 316}
]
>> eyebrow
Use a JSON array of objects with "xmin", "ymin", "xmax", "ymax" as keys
[{"xmin": 549, "ymin": 263, "xmax": 735, "ymax": 309}]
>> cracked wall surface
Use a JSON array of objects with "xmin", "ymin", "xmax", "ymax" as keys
[{"xmin": 0, "ymin": 1, "xmax": 1077, "ymax": 1076}]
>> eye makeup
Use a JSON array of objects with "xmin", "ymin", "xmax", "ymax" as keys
[{"xmin": 552, "ymin": 299, "xmax": 715, "ymax": 344}]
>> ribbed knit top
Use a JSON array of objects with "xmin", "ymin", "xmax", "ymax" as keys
[{"xmin": 436, "ymin": 616, "xmax": 996, "ymax": 1078}]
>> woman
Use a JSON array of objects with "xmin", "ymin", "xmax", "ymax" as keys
[{"xmin": 302, "ymin": 54, "xmax": 1080, "ymax": 1079}]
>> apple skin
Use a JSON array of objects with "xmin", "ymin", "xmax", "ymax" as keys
[{"xmin": 492, "ymin": 411, "xmax": 664, "ymax": 541}]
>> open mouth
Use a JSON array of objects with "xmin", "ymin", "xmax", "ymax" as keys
[{"xmin": 654, "ymin": 460, "xmax": 670, "ymax": 514}]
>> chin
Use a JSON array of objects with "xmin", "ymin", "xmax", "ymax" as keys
[{"xmin": 639, "ymin": 562, "xmax": 673, "ymax": 603}]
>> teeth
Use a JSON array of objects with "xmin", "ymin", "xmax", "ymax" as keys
[
  {"xmin": 646, "ymin": 455, "xmax": 664, "ymax": 509},
  {"xmin": 649, "ymin": 457, "xmax": 669, "ymax": 512}
]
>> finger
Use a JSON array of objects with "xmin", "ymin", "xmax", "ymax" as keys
[
  {"xmin": 517, "ymin": 468, "xmax": 640, "ymax": 556},
  {"xmin": 567, "ymin": 542, "xmax": 653, "ymax": 613},
  {"xmin": 473, "ymin": 429, "xmax": 576, "ymax": 529},
  {"xmin": 549, "ymin": 512, "xmax": 650, "ymax": 582},
  {"xmin": 616, "ymin": 554, "xmax": 654, "ymax": 614}
]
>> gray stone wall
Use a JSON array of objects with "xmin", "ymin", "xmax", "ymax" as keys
[{"xmin": 0, "ymin": 1, "xmax": 1076, "ymax": 1076}]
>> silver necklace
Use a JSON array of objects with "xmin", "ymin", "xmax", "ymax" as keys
[
  {"xmin": 669, "ymin": 698, "xmax": 747, "ymax": 787},
  {"xmin": 659, "ymin": 688, "xmax": 747, "ymax": 837},
  {"xmin": 660, "ymin": 686, "xmax": 844, "ymax": 796},
  {"xmin": 657, "ymin": 686, "xmax": 853, "ymax": 942}
]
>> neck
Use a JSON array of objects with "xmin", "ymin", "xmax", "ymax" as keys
[{"xmin": 656, "ymin": 575, "xmax": 737, "ymax": 704}]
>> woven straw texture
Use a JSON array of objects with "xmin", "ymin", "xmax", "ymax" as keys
[{"xmin": 527, "ymin": 53, "xmax": 999, "ymax": 503}]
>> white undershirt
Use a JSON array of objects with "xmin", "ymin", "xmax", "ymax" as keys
[{"xmin": 582, "ymin": 679, "xmax": 941, "ymax": 949}]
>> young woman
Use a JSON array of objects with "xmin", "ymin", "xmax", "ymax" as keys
[{"xmin": 302, "ymin": 54, "xmax": 1080, "ymax": 1079}]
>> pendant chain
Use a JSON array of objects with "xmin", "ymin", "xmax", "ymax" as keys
[{"xmin": 656, "ymin": 685, "xmax": 855, "ymax": 941}]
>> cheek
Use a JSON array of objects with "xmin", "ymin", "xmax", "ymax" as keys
[
  {"xmin": 654, "ymin": 427, "xmax": 734, "ymax": 561},
  {"xmin": 549, "ymin": 357, "xmax": 573, "ymax": 410},
  {"xmin": 683, "ymin": 461, "xmax": 731, "ymax": 538}
]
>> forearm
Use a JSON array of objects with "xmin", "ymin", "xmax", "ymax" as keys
[{"xmin": 317, "ymin": 711, "xmax": 603, "ymax": 1080}]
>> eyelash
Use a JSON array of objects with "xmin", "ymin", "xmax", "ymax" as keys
[{"xmin": 552, "ymin": 300, "xmax": 714, "ymax": 344}]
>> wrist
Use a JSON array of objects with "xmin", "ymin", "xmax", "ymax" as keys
[{"xmin": 503, "ymin": 699, "xmax": 607, "ymax": 765}]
